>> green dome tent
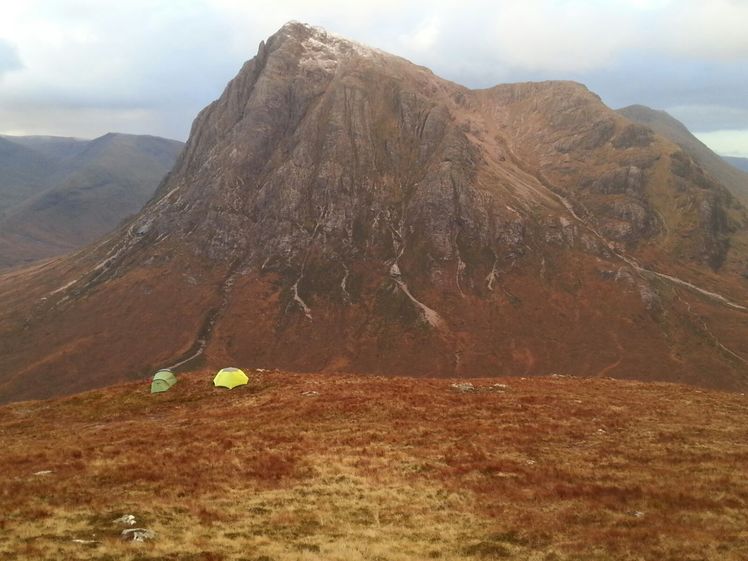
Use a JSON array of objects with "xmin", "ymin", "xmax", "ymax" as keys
[
  {"xmin": 213, "ymin": 367, "xmax": 248, "ymax": 390},
  {"xmin": 150, "ymin": 369, "xmax": 177, "ymax": 393}
]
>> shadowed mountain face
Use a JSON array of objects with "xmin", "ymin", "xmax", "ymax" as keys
[
  {"xmin": 0, "ymin": 137, "xmax": 59, "ymax": 215},
  {"xmin": 1, "ymin": 22, "xmax": 748, "ymax": 403},
  {"xmin": 617, "ymin": 105, "xmax": 748, "ymax": 205},
  {"xmin": 0, "ymin": 133, "xmax": 183, "ymax": 268}
]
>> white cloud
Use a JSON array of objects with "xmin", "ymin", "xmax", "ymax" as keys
[
  {"xmin": 489, "ymin": 1, "xmax": 638, "ymax": 72},
  {"xmin": 0, "ymin": 38, "xmax": 22, "ymax": 79},
  {"xmin": 694, "ymin": 130, "xmax": 748, "ymax": 158},
  {"xmin": 624, "ymin": 0, "xmax": 673, "ymax": 9},
  {"xmin": 0, "ymin": 105, "xmax": 160, "ymax": 139},
  {"xmin": 0, "ymin": 1, "xmax": 247, "ymax": 138},
  {"xmin": 665, "ymin": 0, "xmax": 748, "ymax": 60},
  {"xmin": 399, "ymin": 17, "xmax": 441, "ymax": 53}
]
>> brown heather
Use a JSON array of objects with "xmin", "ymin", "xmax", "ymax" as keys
[{"xmin": 1, "ymin": 370, "xmax": 747, "ymax": 560}]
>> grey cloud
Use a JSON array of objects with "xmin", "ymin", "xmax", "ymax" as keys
[
  {"xmin": 0, "ymin": 103, "xmax": 185, "ymax": 140},
  {"xmin": 667, "ymin": 106, "xmax": 748, "ymax": 133}
]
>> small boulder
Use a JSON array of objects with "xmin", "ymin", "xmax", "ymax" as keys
[
  {"xmin": 121, "ymin": 528, "xmax": 155, "ymax": 542},
  {"xmin": 113, "ymin": 514, "xmax": 137, "ymax": 526},
  {"xmin": 451, "ymin": 383, "xmax": 476, "ymax": 393}
]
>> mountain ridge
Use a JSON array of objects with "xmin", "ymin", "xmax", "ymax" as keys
[
  {"xmin": 617, "ymin": 104, "xmax": 748, "ymax": 205},
  {"xmin": 724, "ymin": 155, "xmax": 748, "ymax": 173},
  {"xmin": 0, "ymin": 22, "xmax": 747, "ymax": 403},
  {"xmin": 0, "ymin": 136, "xmax": 58, "ymax": 216}
]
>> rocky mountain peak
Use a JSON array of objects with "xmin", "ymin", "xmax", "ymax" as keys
[
  {"xmin": 1, "ymin": 23, "xmax": 747, "ymax": 403},
  {"xmin": 275, "ymin": 21, "xmax": 386, "ymax": 63}
]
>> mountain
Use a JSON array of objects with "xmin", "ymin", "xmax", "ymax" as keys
[
  {"xmin": 1, "ymin": 370, "xmax": 745, "ymax": 560},
  {"xmin": 0, "ymin": 133, "xmax": 183, "ymax": 268},
  {"xmin": 617, "ymin": 105, "xmax": 748, "ymax": 205},
  {"xmin": 2, "ymin": 134, "xmax": 89, "ymax": 161},
  {"xmin": 724, "ymin": 156, "xmax": 748, "ymax": 173},
  {"xmin": 1, "ymin": 22, "xmax": 748, "ymax": 403},
  {"xmin": 0, "ymin": 136, "xmax": 58, "ymax": 216}
]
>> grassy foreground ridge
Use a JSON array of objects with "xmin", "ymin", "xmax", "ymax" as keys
[{"xmin": 1, "ymin": 371, "xmax": 747, "ymax": 560}]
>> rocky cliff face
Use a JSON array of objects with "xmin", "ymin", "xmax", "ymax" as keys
[
  {"xmin": 1, "ymin": 22, "xmax": 747, "ymax": 402},
  {"xmin": 617, "ymin": 104, "xmax": 748, "ymax": 206}
]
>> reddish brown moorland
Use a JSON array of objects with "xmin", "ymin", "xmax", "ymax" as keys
[{"xmin": 1, "ymin": 371, "xmax": 747, "ymax": 560}]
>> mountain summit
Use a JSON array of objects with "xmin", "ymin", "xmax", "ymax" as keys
[{"xmin": 1, "ymin": 22, "xmax": 747, "ymax": 402}]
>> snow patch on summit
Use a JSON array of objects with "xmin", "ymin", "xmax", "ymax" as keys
[{"xmin": 284, "ymin": 21, "xmax": 381, "ymax": 70}]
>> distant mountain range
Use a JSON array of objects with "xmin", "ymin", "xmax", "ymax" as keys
[
  {"xmin": 724, "ymin": 156, "xmax": 748, "ymax": 173},
  {"xmin": 0, "ymin": 133, "xmax": 183, "ymax": 268}
]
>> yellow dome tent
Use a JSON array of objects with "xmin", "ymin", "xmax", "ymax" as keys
[{"xmin": 213, "ymin": 367, "xmax": 248, "ymax": 389}]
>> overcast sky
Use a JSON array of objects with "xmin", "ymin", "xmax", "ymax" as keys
[{"xmin": 1, "ymin": 0, "xmax": 747, "ymax": 156}]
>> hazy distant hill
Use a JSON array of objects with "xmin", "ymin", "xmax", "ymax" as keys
[
  {"xmin": 617, "ymin": 105, "xmax": 748, "ymax": 204},
  {"xmin": 0, "ymin": 133, "xmax": 183, "ymax": 268},
  {"xmin": 0, "ymin": 137, "xmax": 58, "ymax": 216},
  {"xmin": 4, "ymin": 134, "xmax": 89, "ymax": 162},
  {"xmin": 724, "ymin": 155, "xmax": 748, "ymax": 173}
]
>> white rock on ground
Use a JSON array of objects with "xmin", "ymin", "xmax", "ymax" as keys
[
  {"xmin": 121, "ymin": 528, "xmax": 155, "ymax": 542},
  {"xmin": 113, "ymin": 514, "xmax": 137, "ymax": 526},
  {"xmin": 451, "ymin": 383, "xmax": 476, "ymax": 393}
]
